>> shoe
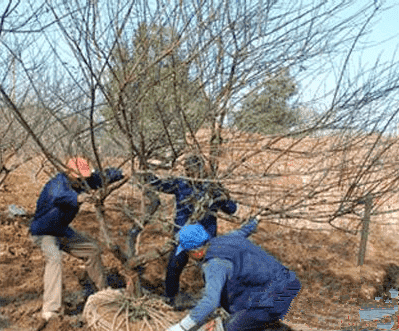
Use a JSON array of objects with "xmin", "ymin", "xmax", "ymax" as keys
[
  {"xmin": 36, "ymin": 318, "xmax": 48, "ymax": 331},
  {"xmin": 82, "ymin": 279, "xmax": 98, "ymax": 299},
  {"xmin": 106, "ymin": 270, "xmax": 127, "ymax": 289},
  {"xmin": 36, "ymin": 312, "xmax": 59, "ymax": 331},
  {"xmin": 42, "ymin": 312, "xmax": 59, "ymax": 321}
]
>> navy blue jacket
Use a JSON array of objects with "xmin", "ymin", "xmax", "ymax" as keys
[
  {"xmin": 146, "ymin": 174, "xmax": 237, "ymax": 236},
  {"xmin": 30, "ymin": 168, "xmax": 123, "ymax": 237},
  {"xmin": 204, "ymin": 223, "xmax": 297, "ymax": 314},
  {"xmin": 190, "ymin": 220, "xmax": 258, "ymax": 323}
]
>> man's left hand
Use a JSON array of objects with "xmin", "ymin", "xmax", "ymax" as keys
[
  {"xmin": 167, "ymin": 315, "xmax": 197, "ymax": 331},
  {"xmin": 166, "ymin": 323, "xmax": 185, "ymax": 331}
]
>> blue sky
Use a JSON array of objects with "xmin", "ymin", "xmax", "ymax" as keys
[
  {"xmin": 299, "ymin": 1, "xmax": 399, "ymax": 110},
  {"xmin": 2, "ymin": 0, "xmax": 398, "ymax": 128},
  {"xmin": 351, "ymin": 1, "xmax": 399, "ymax": 72},
  {"xmin": 366, "ymin": 2, "xmax": 399, "ymax": 60}
]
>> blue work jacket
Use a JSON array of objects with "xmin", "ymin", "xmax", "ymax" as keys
[
  {"xmin": 204, "ymin": 224, "xmax": 297, "ymax": 314},
  {"xmin": 146, "ymin": 174, "xmax": 237, "ymax": 236},
  {"xmin": 30, "ymin": 168, "xmax": 123, "ymax": 237}
]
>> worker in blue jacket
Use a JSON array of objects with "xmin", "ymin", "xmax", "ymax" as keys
[
  {"xmin": 30, "ymin": 157, "xmax": 124, "ymax": 323},
  {"xmin": 142, "ymin": 154, "xmax": 237, "ymax": 306},
  {"xmin": 167, "ymin": 218, "xmax": 301, "ymax": 331}
]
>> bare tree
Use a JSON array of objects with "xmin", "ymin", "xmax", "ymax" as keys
[{"xmin": 1, "ymin": 0, "xmax": 399, "ymax": 274}]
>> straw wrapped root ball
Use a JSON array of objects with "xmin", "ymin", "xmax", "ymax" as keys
[{"xmin": 83, "ymin": 288, "xmax": 185, "ymax": 331}]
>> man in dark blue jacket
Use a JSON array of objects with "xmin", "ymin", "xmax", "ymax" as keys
[
  {"xmin": 30, "ymin": 157, "xmax": 124, "ymax": 322},
  {"xmin": 142, "ymin": 154, "xmax": 237, "ymax": 306},
  {"xmin": 167, "ymin": 219, "xmax": 301, "ymax": 331}
]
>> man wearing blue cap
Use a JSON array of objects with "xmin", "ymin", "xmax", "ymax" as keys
[
  {"xmin": 141, "ymin": 154, "xmax": 237, "ymax": 306},
  {"xmin": 167, "ymin": 218, "xmax": 301, "ymax": 331}
]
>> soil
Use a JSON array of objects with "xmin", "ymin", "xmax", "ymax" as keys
[{"xmin": 1, "ymin": 158, "xmax": 399, "ymax": 331}]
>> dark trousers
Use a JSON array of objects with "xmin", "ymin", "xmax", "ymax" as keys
[
  {"xmin": 165, "ymin": 245, "xmax": 189, "ymax": 301},
  {"xmin": 224, "ymin": 278, "xmax": 301, "ymax": 331},
  {"xmin": 224, "ymin": 309, "xmax": 281, "ymax": 331}
]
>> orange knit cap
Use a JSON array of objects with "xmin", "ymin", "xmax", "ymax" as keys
[{"xmin": 66, "ymin": 157, "xmax": 91, "ymax": 178}]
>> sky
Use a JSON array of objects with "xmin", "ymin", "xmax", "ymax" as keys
[
  {"xmin": 364, "ymin": 1, "xmax": 399, "ymax": 62},
  {"xmin": 2, "ymin": 0, "xmax": 399, "ymax": 128},
  {"xmin": 353, "ymin": 1, "xmax": 399, "ymax": 64},
  {"xmin": 300, "ymin": 1, "xmax": 399, "ymax": 109}
]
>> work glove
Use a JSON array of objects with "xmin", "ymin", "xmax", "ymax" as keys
[
  {"xmin": 166, "ymin": 324, "xmax": 185, "ymax": 331},
  {"xmin": 249, "ymin": 216, "xmax": 259, "ymax": 225},
  {"xmin": 105, "ymin": 168, "xmax": 124, "ymax": 182},
  {"xmin": 166, "ymin": 315, "xmax": 197, "ymax": 331}
]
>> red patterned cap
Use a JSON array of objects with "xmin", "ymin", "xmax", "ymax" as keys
[{"xmin": 66, "ymin": 157, "xmax": 91, "ymax": 178}]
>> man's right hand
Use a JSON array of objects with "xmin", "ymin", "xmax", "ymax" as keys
[{"xmin": 135, "ymin": 171, "xmax": 153, "ymax": 184}]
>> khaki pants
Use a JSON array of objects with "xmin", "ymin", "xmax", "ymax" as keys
[{"xmin": 32, "ymin": 232, "xmax": 106, "ymax": 315}]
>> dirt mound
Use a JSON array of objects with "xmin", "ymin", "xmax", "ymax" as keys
[{"xmin": 83, "ymin": 288, "xmax": 185, "ymax": 331}]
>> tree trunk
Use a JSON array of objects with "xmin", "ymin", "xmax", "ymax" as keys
[
  {"xmin": 358, "ymin": 194, "xmax": 372, "ymax": 266},
  {"xmin": 95, "ymin": 200, "xmax": 112, "ymax": 249}
]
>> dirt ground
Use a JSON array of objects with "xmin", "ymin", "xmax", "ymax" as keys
[{"xmin": 1, "ymin": 159, "xmax": 399, "ymax": 331}]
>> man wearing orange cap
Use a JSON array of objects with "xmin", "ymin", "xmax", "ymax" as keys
[{"xmin": 30, "ymin": 157, "xmax": 124, "ymax": 324}]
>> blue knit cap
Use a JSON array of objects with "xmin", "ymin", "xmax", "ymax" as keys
[{"xmin": 176, "ymin": 224, "xmax": 210, "ymax": 256}]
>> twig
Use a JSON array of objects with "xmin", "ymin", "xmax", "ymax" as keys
[
  {"xmin": 146, "ymin": 307, "xmax": 174, "ymax": 327},
  {"xmin": 126, "ymin": 304, "xmax": 130, "ymax": 331},
  {"xmin": 112, "ymin": 301, "xmax": 127, "ymax": 331},
  {"xmin": 135, "ymin": 230, "xmax": 142, "ymax": 256},
  {"xmin": 146, "ymin": 309, "xmax": 168, "ymax": 330},
  {"xmin": 143, "ymin": 316, "xmax": 154, "ymax": 331},
  {"xmin": 139, "ymin": 318, "xmax": 146, "ymax": 331}
]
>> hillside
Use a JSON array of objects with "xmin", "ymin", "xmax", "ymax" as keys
[{"xmin": 0, "ymin": 148, "xmax": 398, "ymax": 331}]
